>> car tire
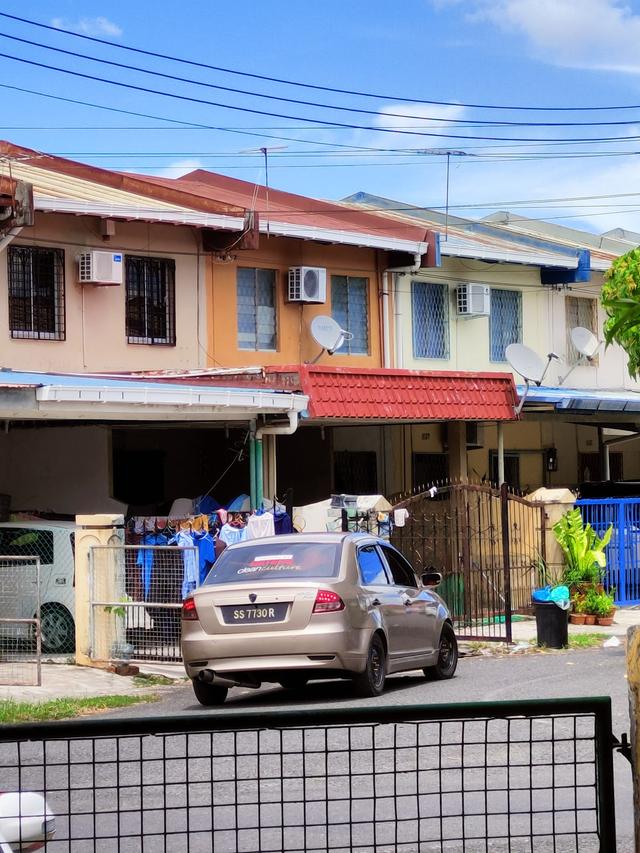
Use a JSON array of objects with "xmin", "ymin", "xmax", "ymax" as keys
[
  {"xmin": 278, "ymin": 674, "xmax": 309, "ymax": 690},
  {"xmin": 39, "ymin": 604, "xmax": 75, "ymax": 654},
  {"xmin": 192, "ymin": 678, "xmax": 228, "ymax": 706},
  {"xmin": 353, "ymin": 634, "xmax": 386, "ymax": 697},
  {"xmin": 424, "ymin": 623, "xmax": 458, "ymax": 680}
]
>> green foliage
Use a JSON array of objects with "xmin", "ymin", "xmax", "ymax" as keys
[
  {"xmin": 602, "ymin": 247, "xmax": 640, "ymax": 378},
  {"xmin": 552, "ymin": 508, "xmax": 612, "ymax": 586},
  {"xmin": 0, "ymin": 694, "xmax": 157, "ymax": 723},
  {"xmin": 568, "ymin": 633, "xmax": 609, "ymax": 649},
  {"xmin": 103, "ymin": 595, "xmax": 131, "ymax": 620}
]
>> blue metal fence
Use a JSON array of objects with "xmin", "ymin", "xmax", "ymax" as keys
[{"xmin": 576, "ymin": 497, "xmax": 640, "ymax": 605}]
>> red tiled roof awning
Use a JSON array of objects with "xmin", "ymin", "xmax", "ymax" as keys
[{"xmin": 176, "ymin": 365, "xmax": 518, "ymax": 422}]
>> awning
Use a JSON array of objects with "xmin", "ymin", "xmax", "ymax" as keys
[
  {"xmin": 0, "ymin": 369, "xmax": 308, "ymax": 422},
  {"xmin": 171, "ymin": 365, "xmax": 518, "ymax": 422},
  {"xmin": 519, "ymin": 385, "xmax": 640, "ymax": 414}
]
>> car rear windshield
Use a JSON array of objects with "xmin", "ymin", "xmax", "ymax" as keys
[{"xmin": 203, "ymin": 542, "xmax": 342, "ymax": 585}]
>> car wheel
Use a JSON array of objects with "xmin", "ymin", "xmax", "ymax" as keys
[
  {"xmin": 278, "ymin": 674, "xmax": 309, "ymax": 690},
  {"xmin": 424, "ymin": 623, "xmax": 458, "ymax": 680},
  {"xmin": 192, "ymin": 678, "xmax": 228, "ymax": 706},
  {"xmin": 353, "ymin": 634, "xmax": 386, "ymax": 697},
  {"xmin": 39, "ymin": 604, "xmax": 75, "ymax": 654}
]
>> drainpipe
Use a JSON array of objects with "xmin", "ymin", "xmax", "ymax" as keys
[
  {"xmin": 249, "ymin": 424, "xmax": 257, "ymax": 510},
  {"xmin": 382, "ymin": 253, "xmax": 422, "ymax": 369},
  {"xmin": 255, "ymin": 411, "xmax": 300, "ymax": 510},
  {"xmin": 0, "ymin": 227, "xmax": 22, "ymax": 253},
  {"xmin": 497, "ymin": 421, "xmax": 505, "ymax": 486}
]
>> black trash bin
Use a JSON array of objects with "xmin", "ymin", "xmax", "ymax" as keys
[{"xmin": 534, "ymin": 601, "xmax": 569, "ymax": 648}]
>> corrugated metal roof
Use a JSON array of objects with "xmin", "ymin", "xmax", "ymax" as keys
[{"xmin": 520, "ymin": 385, "xmax": 640, "ymax": 413}]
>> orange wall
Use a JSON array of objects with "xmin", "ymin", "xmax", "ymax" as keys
[{"xmin": 207, "ymin": 236, "xmax": 383, "ymax": 368}]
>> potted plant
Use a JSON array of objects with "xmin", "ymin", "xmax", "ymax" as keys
[
  {"xmin": 553, "ymin": 508, "xmax": 612, "ymax": 594},
  {"xmin": 581, "ymin": 587, "xmax": 600, "ymax": 625},
  {"xmin": 569, "ymin": 595, "xmax": 586, "ymax": 625},
  {"xmin": 592, "ymin": 590, "xmax": 616, "ymax": 626}
]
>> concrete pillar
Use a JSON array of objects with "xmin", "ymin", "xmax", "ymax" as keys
[
  {"xmin": 448, "ymin": 422, "xmax": 468, "ymax": 482},
  {"xmin": 497, "ymin": 421, "xmax": 505, "ymax": 486},
  {"xmin": 74, "ymin": 514, "xmax": 124, "ymax": 667}
]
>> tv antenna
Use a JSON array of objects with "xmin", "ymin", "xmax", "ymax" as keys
[
  {"xmin": 308, "ymin": 315, "xmax": 352, "ymax": 364},
  {"xmin": 558, "ymin": 327, "xmax": 602, "ymax": 385},
  {"xmin": 241, "ymin": 145, "xmax": 287, "ymax": 237},
  {"xmin": 419, "ymin": 149, "xmax": 473, "ymax": 241},
  {"xmin": 506, "ymin": 343, "xmax": 559, "ymax": 416}
]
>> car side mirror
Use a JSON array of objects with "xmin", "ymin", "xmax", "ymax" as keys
[{"xmin": 422, "ymin": 571, "xmax": 442, "ymax": 588}]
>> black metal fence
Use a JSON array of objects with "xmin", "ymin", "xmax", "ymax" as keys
[{"xmin": 0, "ymin": 697, "xmax": 618, "ymax": 852}]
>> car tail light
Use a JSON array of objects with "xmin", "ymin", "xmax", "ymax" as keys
[
  {"xmin": 313, "ymin": 589, "xmax": 345, "ymax": 614},
  {"xmin": 181, "ymin": 597, "xmax": 199, "ymax": 621}
]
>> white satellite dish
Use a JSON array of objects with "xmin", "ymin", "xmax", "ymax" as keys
[
  {"xmin": 308, "ymin": 315, "xmax": 351, "ymax": 363},
  {"xmin": 570, "ymin": 326, "xmax": 600, "ymax": 360},
  {"xmin": 506, "ymin": 343, "xmax": 559, "ymax": 415}
]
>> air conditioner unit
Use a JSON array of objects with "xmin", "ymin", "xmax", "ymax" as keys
[
  {"xmin": 456, "ymin": 283, "xmax": 490, "ymax": 317},
  {"xmin": 78, "ymin": 251, "xmax": 124, "ymax": 286},
  {"xmin": 287, "ymin": 267, "xmax": 327, "ymax": 303}
]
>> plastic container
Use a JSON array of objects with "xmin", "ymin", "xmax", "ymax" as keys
[{"xmin": 534, "ymin": 601, "xmax": 569, "ymax": 648}]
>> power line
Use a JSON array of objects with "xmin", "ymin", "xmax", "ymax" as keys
[
  {"xmin": 7, "ymin": 51, "xmax": 640, "ymax": 145},
  {"xmin": 2, "ymin": 10, "xmax": 640, "ymax": 113},
  {"xmin": 6, "ymin": 30, "xmax": 640, "ymax": 131}
]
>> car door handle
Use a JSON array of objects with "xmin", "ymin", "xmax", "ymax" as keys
[
  {"xmin": 371, "ymin": 598, "xmax": 381, "ymax": 607},
  {"xmin": 402, "ymin": 598, "xmax": 413, "ymax": 606}
]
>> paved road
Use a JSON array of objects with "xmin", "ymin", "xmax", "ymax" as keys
[{"xmin": 100, "ymin": 645, "xmax": 634, "ymax": 851}]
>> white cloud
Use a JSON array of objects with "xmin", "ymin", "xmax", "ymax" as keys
[
  {"xmin": 463, "ymin": 0, "xmax": 640, "ymax": 74},
  {"xmin": 376, "ymin": 102, "xmax": 467, "ymax": 131},
  {"xmin": 153, "ymin": 159, "xmax": 204, "ymax": 179},
  {"xmin": 51, "ymin": 16, "xmax": 122, "ymax": 38}
]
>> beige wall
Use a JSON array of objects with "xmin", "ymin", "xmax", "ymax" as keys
[
  {"xmin": 0, "ymin": 213, "xmax": 202, "ymax": 372},
  {"xmin": 0, "ymin": 425, "xmax": 125, "ymax": 515}
]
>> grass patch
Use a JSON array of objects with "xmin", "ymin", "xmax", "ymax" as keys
[
  {"xmin": 132, "ymin": 674, "xmax": 176, "ymax": 687},
  {"xmin": 568, "ymin": 633, "xmax": 609, "ymax": 649},
  {"xmin": 0, "ymin": 693, "xmax": 158, "ymax": 724}
]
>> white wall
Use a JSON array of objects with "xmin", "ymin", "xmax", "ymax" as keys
[{"xmin": 0, "ymin": 425, "xmax": 125, "ymax": 515}]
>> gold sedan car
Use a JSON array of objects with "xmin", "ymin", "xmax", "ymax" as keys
[{"xmin": 181, "ymin": 532, "xmax": 458, "ymax": 706}]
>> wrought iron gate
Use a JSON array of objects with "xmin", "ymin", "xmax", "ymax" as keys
[
  {"xmin": 89, "ymin": 544, "xmax": 196, "ymax": 663},
  {"xmin": 390, "ymin": 484, "xmax": 545, "ymax": 642}
]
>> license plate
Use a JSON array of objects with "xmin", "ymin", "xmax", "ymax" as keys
[{"xmin": 221, "ymin": 602, "xmax": 288, "ymax": 624}]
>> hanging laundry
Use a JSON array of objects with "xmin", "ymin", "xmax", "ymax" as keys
[
  {"xmin": 192, "ymin": 529, "xmax": 216, "ymax": 585},
  {"xmin": 394, "ymin": 508, "xmax": 410, "ymax": 528},
  {"xmin": 273, "ymin": 510, "xmax": 293, "ymax": 535},
  {"xmin": 136, "ymin": 532, "xmax": 168, "ymax": 600},
  {"xmin": 219, "ymin": 522, "xmax": 247, "ymax": 547},
  {"xmin": 169, "ymin": 529, "xmax": 199, "ymax": 600},
  {"xmin": 246, "ymin": 511, "xmax": 275, "ymax": 540}
]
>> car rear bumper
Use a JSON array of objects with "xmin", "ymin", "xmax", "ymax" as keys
[{"xmin": 182, "ymin": 622, "xmax": 372, "ymax": 678}]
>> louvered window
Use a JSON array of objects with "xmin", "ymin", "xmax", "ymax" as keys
[
  {"xmin": 8, "ymin": 246, "xmax": 65, "ymax": 340},
  {"xmin": 237, "ymin": 268, "xmax": 277, "ymax": 351},
  {"xmin": 566, "ymin": 296, "xmax": 598, "ymax": 364},
  {"xmin": 490, "ymin": 289, "xmax": 522, "ymax": 362},
  {"xmin": 125, "ymin": 256, "xmax": 176, "ymax": 345},
  {"xmin": 412, "ymin": 281, "xmax": 449, "ymax": 359},
  {"xmin": 331, "ymin": 276, "xmax": 369, "ymax": 355}
]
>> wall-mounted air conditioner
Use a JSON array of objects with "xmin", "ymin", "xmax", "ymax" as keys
[
  {"xmin": 78, "ymin": 251, "xmax": 124, "ymax": 286},
  {"xmin": 287, "ymin": 267, "xmax": 327, "ymax": 303},
  {"xmin": 456, "ymin": 283, "xmax": 490, "ymax": 317}
]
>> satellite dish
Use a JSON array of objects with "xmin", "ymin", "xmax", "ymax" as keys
[
  {"xmin": 310, "ymin": 315, "xmax": 345, "ymax": 354},
  {"xmin": 570, "ymin": 326, "xmax": 600, "ymax": 359},
  {"xmin": 506, "ymin": 344, "xmax": 548, "ymax": 385}
]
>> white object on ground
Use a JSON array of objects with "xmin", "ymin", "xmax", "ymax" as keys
[
  {"xmin": 0, "ymin": 791, "xmax": 55, "ymax": 850},
  {"xmin": 603, "ymin": 636, "xmax": 621, "ymax": 648}
]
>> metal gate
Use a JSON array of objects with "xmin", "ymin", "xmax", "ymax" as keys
[
  {"xmin": 576, "ymin": 497, "xmax": 640, "ymax": 605},
  {"xmin": 0, "ymin": 556, "xmax": 41, "ymax": 686},
  {"xmin": 89, "ymin": 545, "xmax": 197, "ymax": 663},
  {"xmin": 390, "ymin": 484, "xmax": 545, "ymax": 642},
  {"xmin": 0, "ymin": 697, "xmax": 621, "ymax": 851}
]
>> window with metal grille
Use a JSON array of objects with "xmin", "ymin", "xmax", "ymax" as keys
[
  {"xmin": 490, "ymin": 288, "xmax": 522, "ymax": 362},
  {"xmin": 7, "ymin": 245, "xmax": 65, "ymax": 340},
  {"xmin": 237, "ymin": 268, "xmax": 277, "ymax": 351},
  {"xmin": 566, "ymin": 296, "xmax": 598, "ymax": 364},
  {"xmin": 125, "ymin": 256, "xmax": 176, "ymax": 345},
  {"xmin": 411, "ymin": 280, "xmax": 449, "ymax": 359},
  {"xmin": 331, "ymin": 275, "xmax": 369, "ymax": 354}
]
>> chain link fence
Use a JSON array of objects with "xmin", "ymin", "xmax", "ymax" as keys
[
  {"xmin": 0, "ymin": 556, "xmax": 41, "ymax": 686},
  {"xmin": 90, "ymin": 545, "xmax": 197, "ymax": 663}
]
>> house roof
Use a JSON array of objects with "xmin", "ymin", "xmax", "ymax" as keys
[
  {"xmin": 153, "ymin": 365, "xmax": 518, "ymax": 422},
  {"xmin": 0, "ymin": 141, "xmax": 431, "ymax": 255},
  {"xmin": 520, "ymin": 384, "xmax": 640, "ymax": 414},
  {"xmin": 0, "ymin": 369, "xmax": 308, "ymax": 422},
  {"xmin": 343, "ymin": 192, "xmax": 595, "ymax": 271}
]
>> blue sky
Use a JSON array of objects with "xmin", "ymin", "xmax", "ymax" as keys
[{"xmin": 3, "ymin": 0, "xmax": 640, "ymax": 233}]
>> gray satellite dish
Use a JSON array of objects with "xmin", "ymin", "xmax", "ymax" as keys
[
  {"xmin": 506, "ymin": 343, "xmax": 559, "ymax": 415},
  {"xmin": 570, "ymin": 326, "xmax": 600, "ymax": 359},
  {"xmin": 308, "ymin": 315, "xmax": 351, "ymax": 363}
]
